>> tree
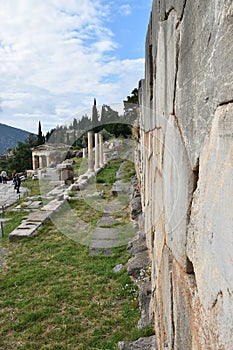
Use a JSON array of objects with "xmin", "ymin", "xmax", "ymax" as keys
[
  {"xmin": 124, "ymin": 88, "xmax": 138, "ymax": 105},
  {"xmin": 73, "ymin": 118, "xmax": 78, "ymax": 129},
  {"xmin": 37, "ymin": 121, "xmax": 45, "ymax": 145},
  {"xmin": 123, "ymin": 88, "xmax": 139, "ymax": 124},
  {"xmin": 45, "ymin": 128, "xmax": 56, "ymax": 143},
  {"xmin": 92, "ymin": 98, "xmax": 99, "ymax": 128},
  {"xmin": 7, "ymin": 134, "xmax": 38, "ymax": 172},
  {"xmin": 78, "ymin": 114, "xmax": 91, "ymax": 131}
]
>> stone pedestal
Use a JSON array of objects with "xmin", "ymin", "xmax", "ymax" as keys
[
  {"xmin": 103, "ymin": 153, "xmax": 107, "ymax": 164},
  {"xmin": 99, "ymin": 133, "xmax": 103, "ymax": 167},
  {"xmin": 57, "ymin": 163, "xmax": 74, "ymax": 184},
  {"xmin": 83, "ymin": 148, "xmax": 87, "ymax": 158},
  {"xmin": 94, "ymin": 133, "xmax": 99, "ymax": 171},
  {"xmin": 88, "ymin": 132, "xmax": 94, "ymax": 172}
]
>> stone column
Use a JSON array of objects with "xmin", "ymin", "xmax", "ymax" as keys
[
  {"xmin": 99, "ymin": 133, "xmax": 103, "ymax": 167},
  {"xmin": 103, "ymin": 153, "xmax": 107, "ymax": 164},
  {"xmin": 39, "ymin": 156, "xmax": 43, "ymax": 168},
  {"xmin": 42, "ymin": 155, "xmax": 47, "ymax": 168},
  {"xmin": 32, "ymin": 155, "xmax": 37, "ymax": 170},
  {"xmin": 46, "ymin": 154, "xmax": 51, "ymax": 167},
  {"xmin": 94, "ymin": 133, "xmax": 99, "ymax": 171},
  {"xmin": 83, "ymin": 148, "xmax": 87, "ymax": 158},
  {"xmin": 88, "ymin": 132, "xmax": 94, "ymax": 172}
]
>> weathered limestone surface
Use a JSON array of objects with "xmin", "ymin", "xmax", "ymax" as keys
[
  {"xmin": 137, "ymin": 1, "xmax": 233, "ymax": 349},
  {"xmin": 119, "ymin": 335, "xmax": 156, "ymax": 350},
  {"xmin": 187, "ymin": 103, "xmax": 233, "ymax": 348}
]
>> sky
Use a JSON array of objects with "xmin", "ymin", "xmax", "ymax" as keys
[{"xmin": 0, "ymin": 0, "xmax": 152, "ymax": 134}]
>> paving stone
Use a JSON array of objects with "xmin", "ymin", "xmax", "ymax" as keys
[
  {"xmin": 41, "ymin": 199, "xmax": 64, "ymax": 212},
  {"xmin": 104, "ymin": 200, "xmax": 125, "ymax": 214},
  {"xmin": 90, "ymin": 239, "xmax": 119, "ymax": 249},
  {"xmin": 92, "ymin": 227, "xmax": 119, "ymax": 240},
  {"xmin": 9, "ymin": 221, "xmax": 42, "ymax": 241},
  {"xmin": 27, "ymin": 211, "xmax": 51, "ymax": 222},
  {"xmin": 89, "ymin": 248, "xmax": 114, "ymax": 256},
  {"xmin": 47, "ymin": 187, "xmax": 65, "ymax": 196},
  {"xmin": 27, "ymin": 201, "xmax": 43, "ymax": 210},
  {"xmin": 97, "ymin": 215, "xmax": 118, "ymax": 227}
]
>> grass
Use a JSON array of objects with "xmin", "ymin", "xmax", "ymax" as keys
[
  {"xmin": 1, "ymin": 211, "xmax": 28, "ymax": 238},
  {"xmin": 21, "ymin": 178, "xmax": 40, "ymax": 197},
  {"xmin": 73, "ymin": 157, "xmax": 88, "ymax": 177},
  {"xmin": 0, "ymin": 222, "xmax": 155, "ymax": 349},
  {"xmin": 0, "ymin": 157, "xmax": 154, "ymax": 349},
  {"xmin": 121, "ymin": 161, "xmax": 136, "ymax": 181},
  {"xmin": 95, "ymin": 159, "xmax": 122, "ymax": 185}
]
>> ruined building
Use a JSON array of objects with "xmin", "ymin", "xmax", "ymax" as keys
[{"xmin": 136, "ymin": 1, "xmax": 233, "ymax": 349}]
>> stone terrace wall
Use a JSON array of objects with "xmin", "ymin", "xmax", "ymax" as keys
[{"xmin": 137, "ymin": 1, "xmax": 233, "ymax": 349}]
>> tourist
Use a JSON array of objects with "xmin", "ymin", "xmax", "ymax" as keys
[
  {"xmin": 13, "ymin": 173, "xmax": 17, "ymax": 189},
  {"xmin": 1, "ymin": 170, "xmax": 7, "ymax": 184},
  {"xmin": 15, "ymin": 174, "xmax": 21, "ymax": 193}
]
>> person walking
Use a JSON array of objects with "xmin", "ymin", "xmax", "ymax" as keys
[
  {"xmin": 15, "ymin": 174, "xmax": 21, "ymax": 194},
  {"xmin": 13, "ymin": 173, "xmax": 17, "ymax": 189},
  {"xmin": 1, "ymin": 170, "xmax": 7, "ymax": 184}
]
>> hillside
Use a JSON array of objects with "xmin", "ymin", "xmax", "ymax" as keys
[{"xmin": 0, "ymin": 123, "xmax": 32, "ymax": 154}]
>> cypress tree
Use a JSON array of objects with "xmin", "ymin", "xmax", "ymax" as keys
[
  {"xmin": 92, "ymin": 98, "xmax": 99, "ymax": 127},
  {"xmin": 37, "ymin": 121, "xmax": 45, "ymax": 145}
]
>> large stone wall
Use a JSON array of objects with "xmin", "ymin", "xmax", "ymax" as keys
[{"xmin": 137, "ymin": 1, "xmax": 233, "ymax": 349}]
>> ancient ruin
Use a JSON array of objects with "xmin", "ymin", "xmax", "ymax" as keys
[
  {"xmin": 32, "ymin": 144, "xmax": 70, "ymax": 170},
  {"xmin": 135, "ymin": 1, "xmax": 233, "ymax": 349},
  {"xmin": 31, "ymin": 143, "xmax": 74, "ymax": 184}
]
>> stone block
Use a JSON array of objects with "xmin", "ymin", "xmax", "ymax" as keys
[
  {"xmin": 127, "ymin": 251, "xmax": 150, "ymax": 280},
  {"xmin": 9, "ymin": 221, "xmax": 42, "ymax": 241},
  {"xmin": 175, "ymin": 0, "xmax": 233, "ymax": 167},
  {"xmin": 163, "ymin": 115, "xmax": 193, "ymax": 270},
  {"xmin": 187, "ymin": 103, "xmax": 233, "ymax": 347},
  {"xmin": 127, "ymin": 233, "xmax": 147, "ymax": 256},
  {"xmin": 138, "ymin": 281, "xmax": 154, "ymax": 329},
  {"xmin": 155, "ymin": 11, "xmax": 179, "ymax": 132},
  {"xmin": 159, "ymin": 0, "xmax": 187, "ymax": 21},
  {"xmin": 118, "ymin": 335, "xmax": 156, "ymax": 350},
  {"xmin": 92, "ymin": 227, "xmax": 119, "ymax": 240}
]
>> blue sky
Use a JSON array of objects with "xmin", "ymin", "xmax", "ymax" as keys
[{"xmin": 0, "ymin": 0, "xmax": 152, "ymax": 134}]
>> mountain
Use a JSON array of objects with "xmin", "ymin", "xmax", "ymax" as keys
[{"xmin": 0, "ymin": 123, "xmax": 32, "ymax": 154}]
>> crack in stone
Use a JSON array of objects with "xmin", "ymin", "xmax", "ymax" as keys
[
  {"xmin": 170, "ymin": 270, "xmax": 175, "ymax": 350},
  {"xmin": 212, "ymin": 290, "xmax": 223, "ymax": 308},
  {"xmin": 173, "ymin": 31, "xmax": 181, "ymax": 116},
  {"xmin": 218, "ymin": 100, "xmax": 233, "ymax": 107},
  {"xmin": 164, "ymin": 7, "xmax": 175, "ymax": 21},
  {"xmin": 160, "ymin": 0, "xmax": 188, "ymax": 25},
  {"xmin": 180, "ymin": 0, "xmax": 188, "ymax": 23}
]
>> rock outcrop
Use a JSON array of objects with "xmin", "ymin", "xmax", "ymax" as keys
[
  {"xmin": 136, "ymin": 0, "xmax": 233, "ymax": 349},
  {"xmin": 118, "ymin": 335, "xmax": 156, "ymax": 350}
]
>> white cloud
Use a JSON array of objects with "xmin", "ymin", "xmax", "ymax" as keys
[
  {"xmin": 119, "ymin": 4, "xmax": 132, "ymax": 16},
  {"xmin": 0, "ymin": 0, "xmax": 145, "ymax": 133}
]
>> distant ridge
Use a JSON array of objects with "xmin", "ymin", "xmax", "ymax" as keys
[{"xmin": 0, "ymin": 123, "xmax": 33, "ymax": 154}]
